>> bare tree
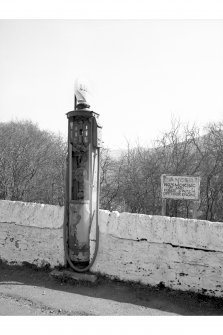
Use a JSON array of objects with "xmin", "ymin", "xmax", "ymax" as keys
[
  {"xmin": 100, "ymin": 147, "xmax": 124, "ymax": 211},
  {"xmin": 197, "ymin": 122, "xmax": 223, "ymax": 221},
  {"xmin": 0, "ymin": 120, "xmax": 66, "ymax": 205}
]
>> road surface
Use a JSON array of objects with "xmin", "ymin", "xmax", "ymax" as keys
[{"xmin": 0, "ymin": 262, "xmax": 223, "ymax": 316}]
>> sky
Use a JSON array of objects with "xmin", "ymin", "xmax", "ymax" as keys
[{"xmin": 1, "ymin": 19, "xmax": 223, "ymax": 149}]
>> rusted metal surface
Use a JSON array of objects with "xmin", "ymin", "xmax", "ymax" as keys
[{"xmin": 69, "ymin": 203, "xmax": 90, "ymax": 262}]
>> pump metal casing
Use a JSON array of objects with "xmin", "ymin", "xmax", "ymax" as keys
[{"xmin": 65, "ymin": 109, "xmax": 101, "ymax": 263}]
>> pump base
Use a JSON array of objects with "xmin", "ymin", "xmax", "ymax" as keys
[{"xmin": 50, "ymin": 269, "xmax": 98, "ymax": 284}]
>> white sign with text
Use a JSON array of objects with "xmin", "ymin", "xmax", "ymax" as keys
[{"xmin": 161, "ymin": 175, "xmax": 200, "ymax": 200}]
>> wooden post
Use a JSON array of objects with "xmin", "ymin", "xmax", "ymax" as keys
[
  {"xmin": 162, "ymin": 198, "xmax": 167, "ymax": 216},
  {"xmin": 192, "ymin": 200, "xmax": 199, "ymax": 219}
]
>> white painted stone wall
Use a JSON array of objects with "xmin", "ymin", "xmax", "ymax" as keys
[
  {"xmin": 0, "ymin": 200, "xmax": 64, "ymax": 267},
  {"xmin": 1, "ymin": 200, "xmax": 223, "ymax": 298},
  {"xmin": 91, "ymin": 211, "xmax": 223, "ymax": 298}
]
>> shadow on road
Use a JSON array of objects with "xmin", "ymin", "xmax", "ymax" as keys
[{"xmin": 0, "ymin": 262, "xmax": 223, "ymax": 316}]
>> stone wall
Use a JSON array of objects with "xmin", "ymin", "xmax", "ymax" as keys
[
  {"xmin": 1, "ymin": 200, "xmax": 223, "ymax": 297},
  {"xmin": 90, "ymin": 211, "xmax": 223, "ymax": 298},
  {"xmin": 0, "ymin": 200, "xmax": 64, "ymax": 267}
]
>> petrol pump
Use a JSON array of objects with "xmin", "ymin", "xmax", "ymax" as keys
[{"xmin": 63, "ymin": 81, "xmax": 102, "ymax": 272}]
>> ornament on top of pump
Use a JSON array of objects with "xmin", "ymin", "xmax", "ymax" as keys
[{"xmin": 74, "ymin": 78, "xmax": 91, "ymax": 110}]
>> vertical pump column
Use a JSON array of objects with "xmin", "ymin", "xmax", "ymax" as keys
[{"xmin": 64, "ymin": 82, "xmax": 101, "ymax": 272}]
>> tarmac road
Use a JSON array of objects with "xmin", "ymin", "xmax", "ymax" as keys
[
  {"xmin": 0, "ymin": 280, "xmax": 176, "ymax": 316},
  {"xmin": 0, "ymin": 294, "xmax": 63, "ymax": 315},
  {"xmin": 0, "ymin": 262, "xmax": 223, "ymax": 316}
]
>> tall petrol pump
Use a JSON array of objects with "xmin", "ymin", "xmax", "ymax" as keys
[{"xmin": 64, "ymin": 82, "xmax": 102, "ymax": 272}]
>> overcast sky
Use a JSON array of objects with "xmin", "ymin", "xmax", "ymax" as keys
[{"xmin": 0, "ymin": 20, "xmax": 223, "ymax": 149}]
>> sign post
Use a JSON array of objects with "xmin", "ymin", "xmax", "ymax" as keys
[
  {"xmin": 161, "ymin": 175, "xmax": 201, "ymax": 218},
  {"xmin": 161, "ymin": 198, "xmax": 167, "ymax": 216}
]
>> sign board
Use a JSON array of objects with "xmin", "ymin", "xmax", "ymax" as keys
[{"xmin": 161, "ymin": 175, "xmax": 200, "ymax": 200}]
